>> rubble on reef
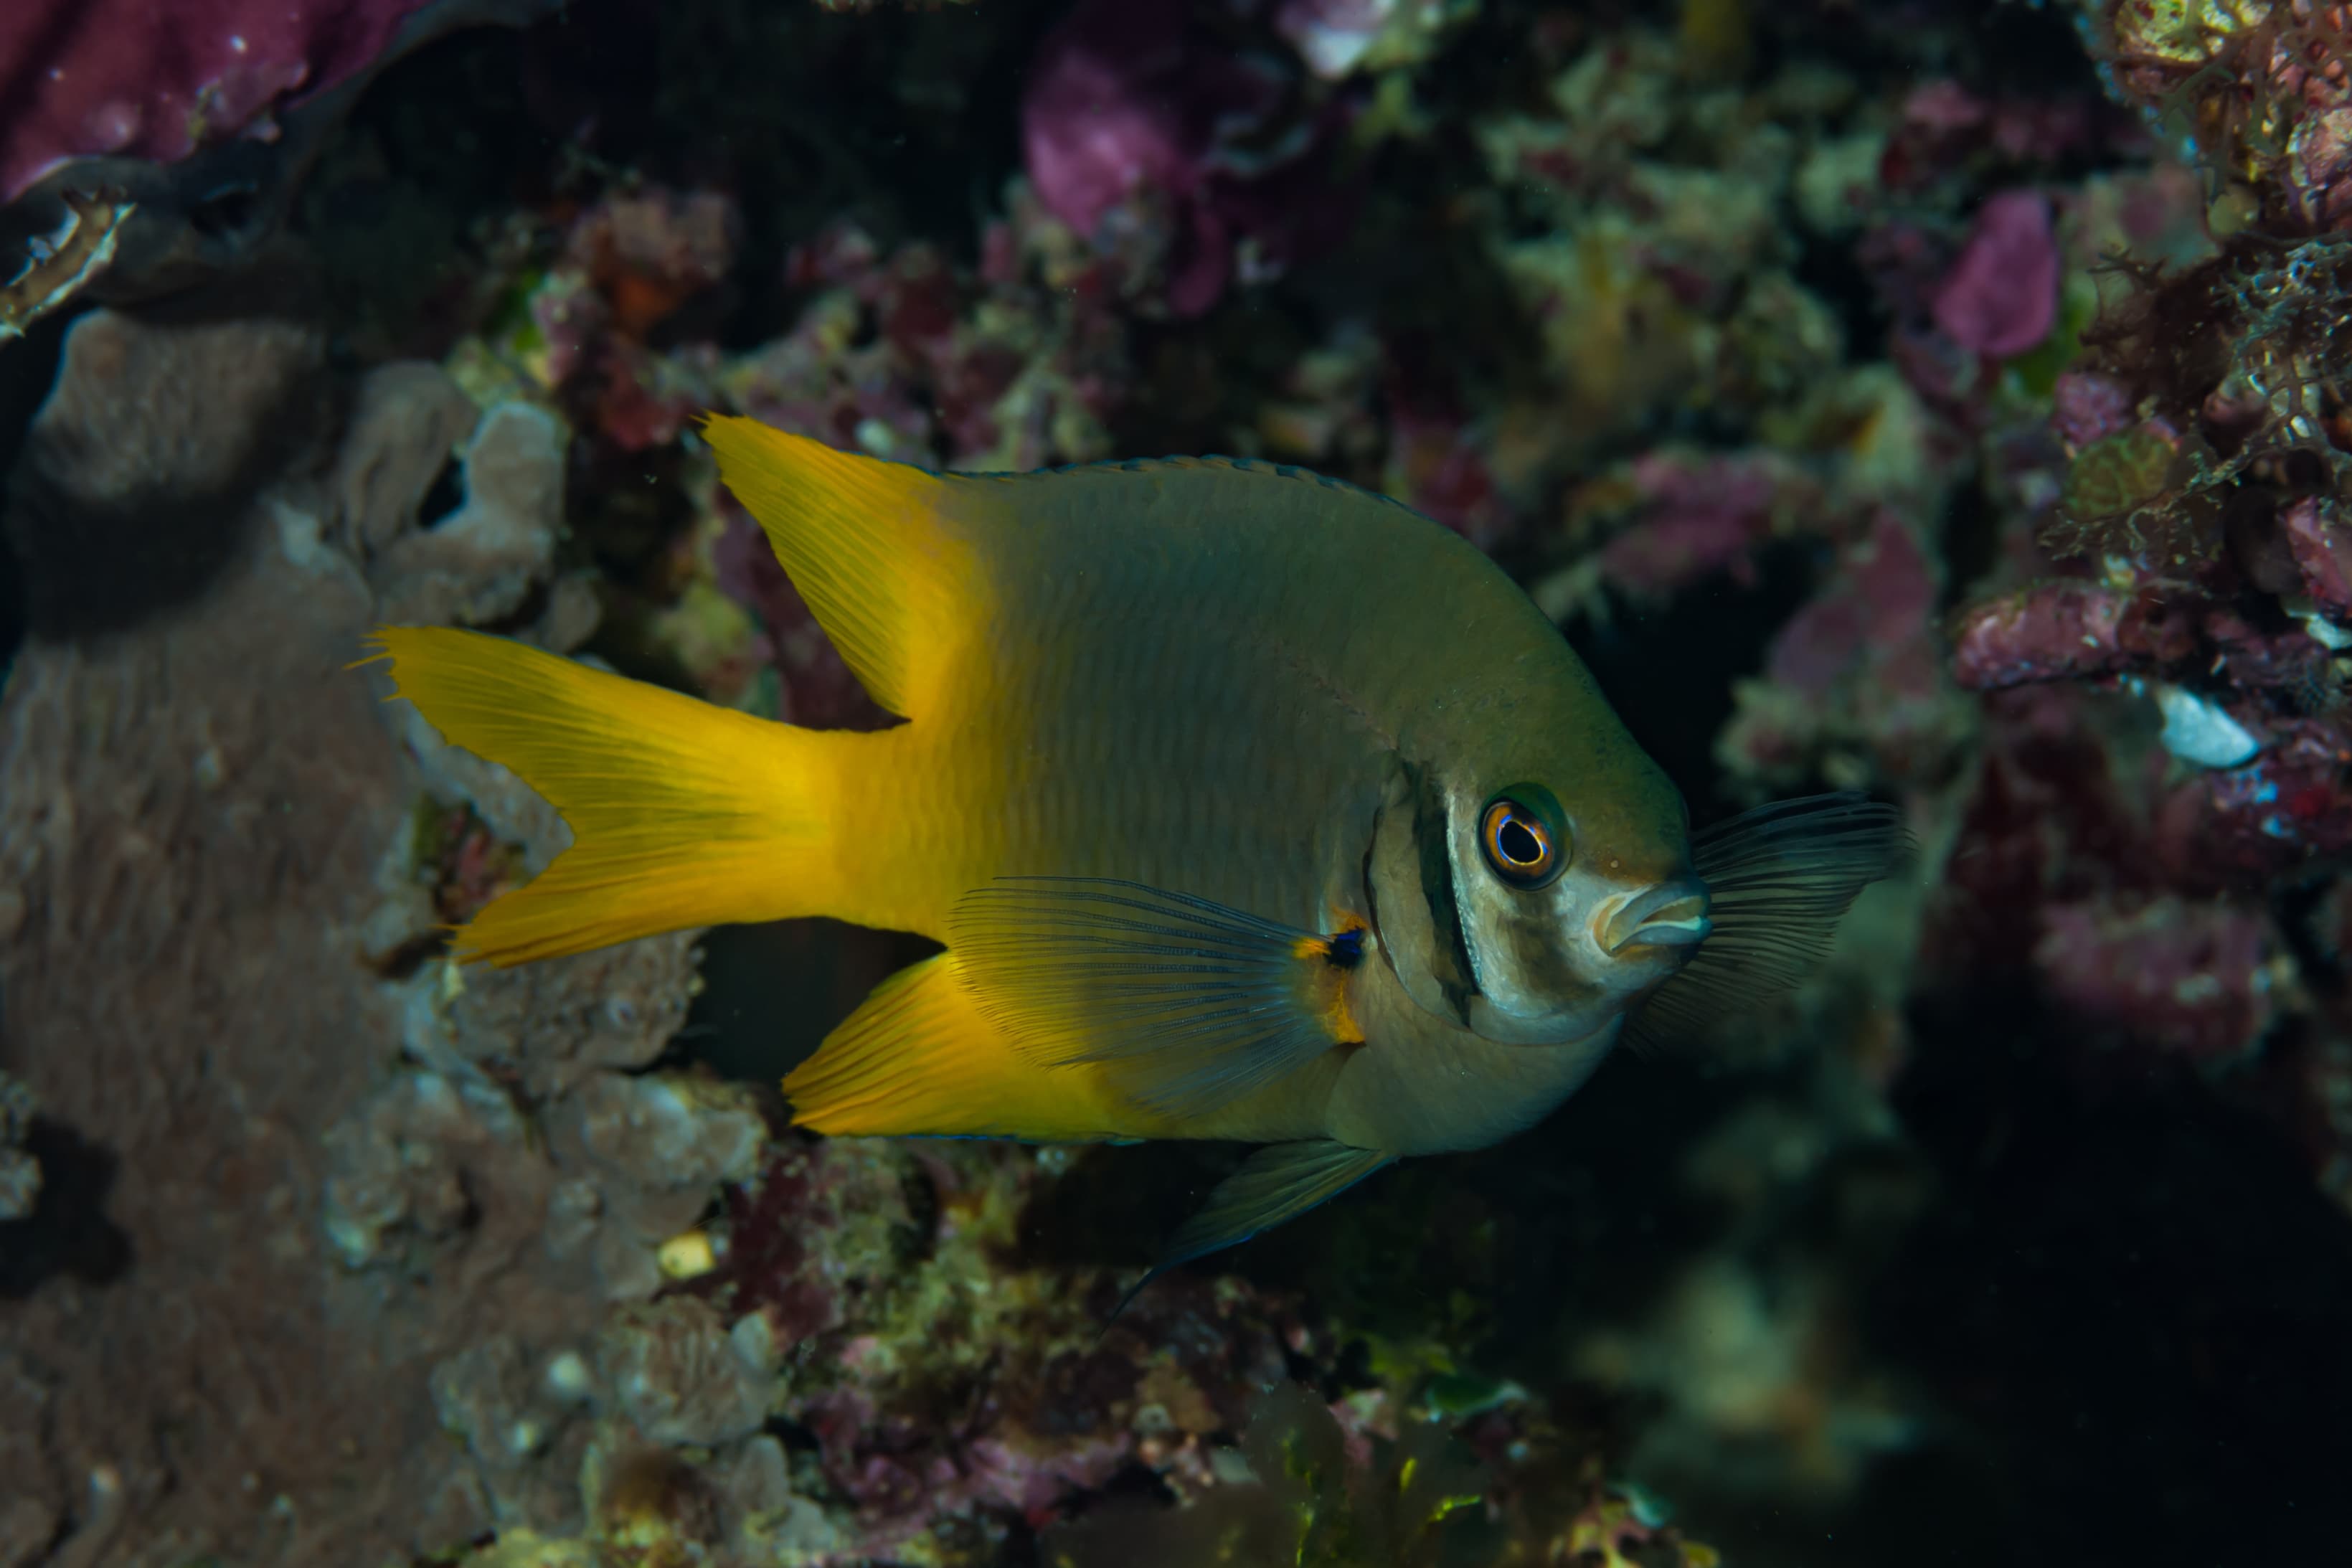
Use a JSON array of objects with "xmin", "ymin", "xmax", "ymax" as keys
[
  {"xmin": 1042, "ymin": 1378, "xmax": 1722, "ymax": 1568},
  {"xmin": 5, "ymin": 1, "xmax": 2352, "ymax": 1567},
  {"xmin": 1020, "ymin": 0, "xmax": 1359, "ymax": 319}
]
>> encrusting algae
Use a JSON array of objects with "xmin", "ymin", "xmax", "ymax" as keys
[{"xmin": 359, "ymin": 414, "xmax": 1908, "ymax": 1288}]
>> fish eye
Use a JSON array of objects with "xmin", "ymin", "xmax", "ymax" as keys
[{"xmin": 1479, "ymin": 784, "xmax": 1569, "ymax": 890}]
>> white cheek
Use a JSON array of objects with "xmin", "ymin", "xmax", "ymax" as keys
[{"xmin": 1460, "ymin": 900, "xmax": 1502, "ymax": 999}]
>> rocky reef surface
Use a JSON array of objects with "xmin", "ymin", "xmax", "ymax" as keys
[{"xmin": 4, "ymin": 3, "xmax": 2351, "ymax": 1567}]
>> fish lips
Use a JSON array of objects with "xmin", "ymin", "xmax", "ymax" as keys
[{"xmin": 1599, "ymin": 876, "xmax": 1713, "ymax": 955}]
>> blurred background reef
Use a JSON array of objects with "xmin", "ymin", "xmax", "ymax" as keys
[{"xmin": 3, "ymin": 1, "xmax": 2351, "ymax": 1564}]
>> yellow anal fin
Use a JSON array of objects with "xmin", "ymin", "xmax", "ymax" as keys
[
  {"xmin": 701, "ymin": 414, "xmax": 985, "ymax": 721},
  {"xmin": 947, "ymin": 877, "xmax": 1364, "ymax": 1122},
  {"xmin": 362, "ymin": 626, "xmax": 846, "ymax": 965},
  {"xmin": 785, "ymin": 953, "xmax": 1136, "ymax": 1143}
]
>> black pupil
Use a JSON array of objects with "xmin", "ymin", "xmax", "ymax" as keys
[{"xmin": 1498, "ymin": 815, "xmax": 1544, "ymax": 866}]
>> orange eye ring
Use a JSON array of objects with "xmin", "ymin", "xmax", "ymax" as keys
[{"xmin": 1480, "ymin": 790, "xmax": 1565, "ymax": 889}]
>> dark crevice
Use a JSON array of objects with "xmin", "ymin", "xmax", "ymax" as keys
[
  {"xmin": 1566, "ymin": 542, "xmax": 1821, "ymax": 830},
  {"xmin": 415, "ymin": 454, "xmax": 466, "ymax": 530},
  {"xmin": 676, "ymin": 918, "xmax": 938, "ymax": 1088},
  {"xmin": 364, "ymin": 930, "xmax": 452, "ymax": 982},
  {"xmin": 0, "ymin": 1117, "xmax": 131, "ymax": 1300},
  {"xmin": 1879, "ymin": 984, "xmax": 2352, "ymax": 1567},
  {"xmin": 0, "ymin": 517, "xmax": 22, "ymax": 683},
  {"xmin": 0, "ymin": 304, "xmax": 72, "ymax": 680}
]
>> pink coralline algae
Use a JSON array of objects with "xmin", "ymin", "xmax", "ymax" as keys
[
  {"xmin": 1931, "ymin": 602, "xmax": 2341, "ymax": 1036},
  {"xmin": 1382, "ymin": 394, "xmax": 1504, "ymax": 549},
  {"xmin": 1020, "ymin": 0, "xmax": 1356, "ymax": 316},
  {"xmin": 2287, "ymin": 101, "xmax": 2352, "ymax": 231},
  {"xmin": 1950, "ymin": 581, "xmax": 2131, "ymax": 692},
  {"xmin": 2033, "ymin": 895, "xmax": 2285, "ymax": 1063},
  {"xmin": 1932, "ymin": 189, "xmax": 2061, "ymax": 359},
  {"xmin": 1765, "ymin": 513, "xmax": 1939, "ymax": 696},
  {"xmin": 1927, "ymin": 693, "xmax": 2315, "ymax": 1062},
  {"xmin": 1947, "ymin": 568, "xmax": 2341, "ymax": 702},
  {"xmin": 1940, "ymin": 551, "xmax": 2352, "ymax": 908},
  {"xmin": 2281, "ymin": 496, "xmax": 2352, "ymax": 618},
  {"xmin": 513, "ymin": 190, "xmax": 1132, "ymax": 476},
  {"xmin": 1718, "ymin": 511, "xmax": 1970, "ymax": 792},
  {"xmin": 1880, "ymin": 80, "xmax": 2101, "ymax": 192},
  {"xmin": 2153, "ymin": 717, "xmax": 2352, "ymax": 887},
  {"xmin": 571, "ymin": 184, "xmax": 740, "ymax": 338},
  {"xmin": 1927, "ymin": 689, "xmax": 2148, "ymax": 986},
  {"xmin": 0, "ymin": 0, "xmax": 440, "ymax": 202},
  {"xmin": 1595, "ymin": 450, "xmax": 1793, "ymax": 598},
  {"xmin": 715, "ymin": 207, "xmax": 1128, "ymax": 476},
  {"xmin": 554, "ymin": 185, "xmax": 742, "ymax": 453},
  {"xmin": 2049, "ymin": 370, "xmax": 2138, "ymax": 455}
]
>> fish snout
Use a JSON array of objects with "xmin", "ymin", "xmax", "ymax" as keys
[{"xmin": 1597, "ymin": 877, "xmax": 1712, "ymax": 955}]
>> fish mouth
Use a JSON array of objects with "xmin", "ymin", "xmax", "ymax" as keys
[{"xmin": 1599, "ymin": 877, "xmax": 1713, "ymax": 954}]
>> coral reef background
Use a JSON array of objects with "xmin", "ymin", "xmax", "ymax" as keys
[{"xmin": 4, "ymin": 1, "xmax": 2351, "ymax": 1565}]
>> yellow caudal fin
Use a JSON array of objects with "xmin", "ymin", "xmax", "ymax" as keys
[
  {"xmin": 785, "ymin": 953, "xmax": 1136, "ymax": 1143},
  {"xmin": 362, "ymin": 626, "xmax": 854, "ymax": 965},
  {"xmin": 700, "ymin": 415, "xmax": 986, "ymax": 722}
]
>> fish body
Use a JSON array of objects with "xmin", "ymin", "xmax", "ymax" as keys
[
  {"xmin": 364, "ymin": 418, "xmax": 1905, "ymax": 1270},
  {"xmin": 790, "ymin": 456, "xmax": 1682, "ymax": 1151}
]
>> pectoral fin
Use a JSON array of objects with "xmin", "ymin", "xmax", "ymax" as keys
[
  {"xmin": 949, "ymin": 877, "xmax": 1366, "ymax": 1120},
  {"xmin": 1629, "ymin": 792, "xmax": 1914, "ymax": 1052},
  {"xmin": 1113, "ymin": 1140, "xmax": 1394, "ymax": 1319},
  {"xmin": 1161, "ymin": 1138, "xmax": 1393, "ymax": 1268}
]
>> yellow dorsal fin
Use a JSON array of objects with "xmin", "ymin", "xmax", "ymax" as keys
[
  {"xmin": 785, "ymin": 953, "xmax": 1138, "ymax": 1143},
  {"xmin": 701, "ymin": 415, "xmax": 983, "ymax": 720}
]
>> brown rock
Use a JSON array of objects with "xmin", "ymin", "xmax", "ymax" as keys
[
  {"xmin": 598, "ymin": 1295, "xmax": 770, "ymax": 1449},
  {"xmin": 0, "ymin": 291, "xmax": 696, "ymax": 1566},
  {"xmin": 331, "ymin": 361, "xmax": 481, "ymax": 563},
  {"xmin": 369, "ymin": 399, "xmax": 569, "ymax": 628},
  {"xmin": 1, "ymin": 263, "xmax": 331, "ymax": 640}
]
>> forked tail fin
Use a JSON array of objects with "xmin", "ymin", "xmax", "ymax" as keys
[{"xmin": 359, "ymin": 626, "xmax": 847, "ymax": 965}]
